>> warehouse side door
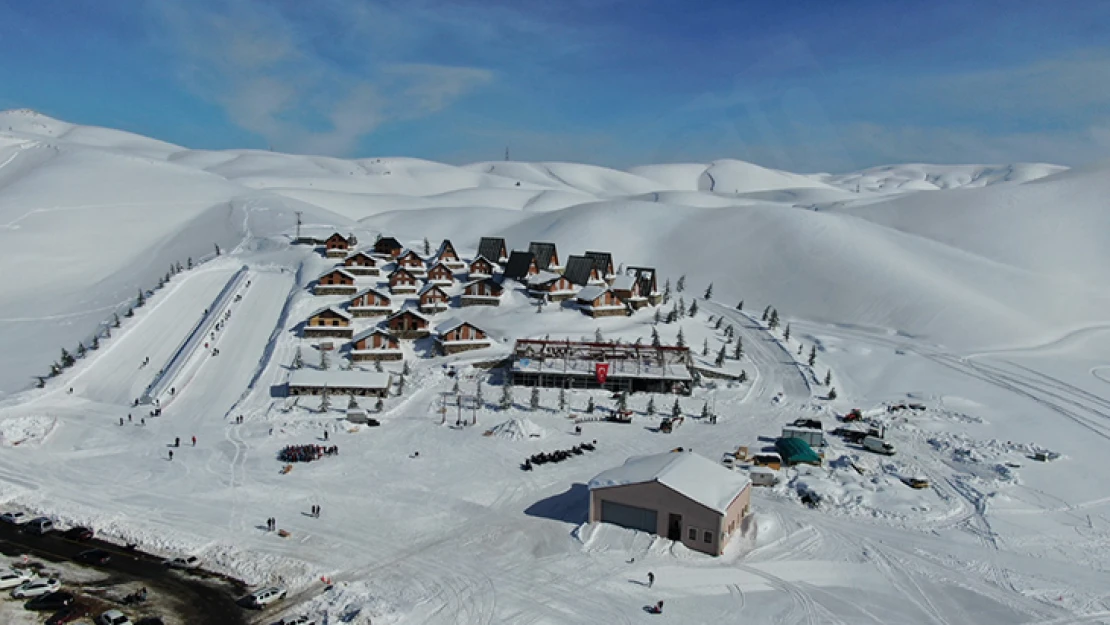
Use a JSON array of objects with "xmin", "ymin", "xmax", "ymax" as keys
[{"xmin": 600, "ymin": 500, "xmax": 658, "ymax": 534}]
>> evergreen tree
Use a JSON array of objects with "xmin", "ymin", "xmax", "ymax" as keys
[
  {"xmin": 187, "ymin": 257, "xmax": 193, "ymax": 269},
  {"xmin": 595, "ymin": 328, "xmax": 603, "ymax": 343},
  {"xmin": 733, "ymin": 336, "xmax": 743, "ymax": 360},
  {"xmin": 651, "ymin": 327, "xmax": 661, "ymax": 347},
  {"xmin": 701, "ymin": 401, "xmax": 710, "ymax": 419},
  {"xmin": 738, "ymin": 370, "xmax": 748, "ymax": 383},
  {"xmin": 671, "ymin": 398, "xmax": 682, "ymax": 418},
  {"xmin": 768, "ymin": 309, "xmax": 780, "ymax": 330},
  {"xmin": 677, "ymin": 298, "xmax": 686, "ymax": 317},
  {"xmin": 348, "ymin": 395, "xmax": 358, "ymax": 410},
  {"xmin": 374, "ymin": 359, "xmax": 383, "ymax": 372},
  {"xmin": 736, "ymin": 300, "xmax": 743, "ymax": 311},
  {"xmin": 646, "ymin": 396, "xmax": 656, "ymax": 415},
  {"xmin": 402, "ymin": 360, "xmax": 411, "ymax": 375},
  {"xmin": 320, "ymin": 386, "xmax": 331, "ymax": 412},
  {"xmin": 762, "ymin": 306, "xmax": 771, "ymax": 322},
  {"xmin": 653, "ymin": 308, "xmax": 661, "ymax": 325},
  {"xmin": 586, "ymin": 397, "xmax": 595, "ymax": 413},
  {"xmin": 90, "ymin": 336, "xmax": 99, "ymax": 350},
  {"xmin": 715, "ymin": 344, "xmax": 727, "ymax": 367},
  {"xmin": 784, "ymin": 323, "xmax": 791, "ymax": 341},
  {"xmin": 137, "ymin": 288, "xmax": 145, "ymax": 306},
  {"xmin": 558, "ymin": 388, "xmax": 566, "ymax": 411},
  {"xmin": 50, "ymin": 363, "xmax": 62, "ymax": 377},
  {"xmin": 103, "ymin": 326, "xmax": 111, "ymax": 338},
  {"xmin": 797, "ymin": 344, "xmax": 804, "ymax": 356},
  {"xmin": 689, "ymin": 300, "xmax": 698, "ymax": 317},
  {"xmin": 476, "ymin": 382, "xmax": 484, "ymax": 406},
  {"xmin": 530, "ymin": 387, "xmax": 540, "ymax": 410},
  {"xmin": 808, "ymin": 345, "xmax": 816, "ymax": 366},
  {"xmin": 214, "ymin": 243, "xmax": 221, "ymax": 256},
  {"xmin": 676, "ymin": 275, "xmax": 686, "ymax": 292},
  {"xmin": 35, "ymin": 377, "xmax": 45, "ymax": 389},
  {"xmin": 320, "ymin": 350, "xmax": 329, "ymax": 370},
  {"xmin": 375, "ymin": 397, "xmax": 384, "ymax": 412},
  {"xmin": 112, "ymin": 313, "xmax": 121, "ymax": 328},
  {"xmin": 292, "ymin": 347, "xmax": 303, "ymax": 369},
  {"xmin": 827, "ymin": 387, "xmax": 838, "ymax": 400},
  {"xmin": 676, "ymin": 328, "xmax": 686, "ymax": 348},
  {"xmin": 499, "ymin": 383, "xmax": 513, "ymax": 410},
  {"xmin": 60, "ymin": 348, "xmax": 74, "ymax": 368},
  {"xmin": 702, "ymin": 338, "xmax": 709, "ymax": 356},
  {"xmin": 704, "ymin": 283, "xmax": 713, "ymax": 300},
  {"xmin": 715, "ymin": 317, "xmax": 723, "ymax": 330},
  {"xmin": 824, "ymin": 369, "xmax": 832, "ymax": 386},
  {"xmin": 665, "ymin": 309, "xmax": 677, "ymax": 324},
  {"xmin": 662, "ymin": 279, "xmax": 671, "ymax": 304},
  {"xmin": 423, "ymin": 237, "xmax": 431, "ymax": 256}
]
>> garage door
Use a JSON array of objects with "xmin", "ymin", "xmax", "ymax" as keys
[{"xmin": 600, "ymin": 500, "xmax": 658, "ymax": 534}]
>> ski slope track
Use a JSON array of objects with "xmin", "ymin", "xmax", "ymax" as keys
[{"xmin": 0, "ymin": 111, "xmax": 1109, "ymax": 623}]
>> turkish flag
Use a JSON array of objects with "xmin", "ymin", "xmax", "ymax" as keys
[{"xmin": 596, "ymin": 362, "xmax": 610, "ymax": 384}]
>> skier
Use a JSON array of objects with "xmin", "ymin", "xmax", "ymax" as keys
[
  {"xmin": 168, "ymin": 450, "xmax": 173, "ymax": 461},
  {"xmin": 175, "ymin": 437, "xmax": 180, "ymax": 447},
  {"xmin": 128, "ymin": 414, "xmax": 132, "ymax": 422},
  {"xmin": 323, "ymin": 429, "xmax": 329, "ymax": 441},
  {"xmin": 170, "ymin": 387, "xmax": 175, "ymax": 396},
  {"xmin": 119, "ymin": 417, "xmax": 124, "ymax": 426},
  {"xmin": 141, "ymin": 417, "xmax": 146, "ymax": 425},
  {"xmin": 192, "ymin": 435, "xmax": 196, "ymax": 447},
  {"xmin": 647, "ymin": 572, "xmax": 654, "ymax": 588}
]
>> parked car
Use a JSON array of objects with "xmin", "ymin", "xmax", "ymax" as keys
[
  {"xmin": 76, "ymin": 549, "xmax": 112, "ymax": 565},
  {"xmin": 245, "ymin": 585, "xmax": 287, "ymax": 608},
  {"xmin": 46, "ymin": 603, "xmax": 89, "ymax": 625},
  {"xmin": 0, "ymin": 568, "xmax": 34, "ymax": 589},
  {"xmin": 26, "ymin": 590, "xmax": 75, "ymax": 611},
  {"xmin": 24, "ymin": 517, "xmax": 55, "ymax": 535},
  {"xmin": 163, "ymin": 556, "xmax": 200, "ymax": 570},
  {"xmin": 0, "ymin": 511, "xmax": 30, "ymax": 525},
  {"xmin": 97, "ymin": 609, "xmax": 134, "ymax": 625},
  {"xmin": 862, "ymin": 435, "xmax": 896, "ymax": 455},
  {"xmin": 12, "ymin": 577, "xmax": 61, "ymax": 598},
  {"xmin": 63, "ymin": 526, "xmax": 94, "ymax": 542}
]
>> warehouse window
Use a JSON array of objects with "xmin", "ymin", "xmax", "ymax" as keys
[
  {"xmin": 704, "ymin": 531, "xmax": 713, "ymax": 544},
  {"xmin": 687, "ymin": 527, "xmax": 697, "ymax": 541}
]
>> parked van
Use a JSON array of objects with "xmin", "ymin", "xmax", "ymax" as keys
[
  {"xmin": 862, "ymin": 436, "xmax": 895, "ymax": 455},
  {"xmin": 24, "ymin": 517, "xmax": 54, "ymax": 535},
  {"xmin": 749, "ymin": 466, "xmax": 778, "ymax": 487}
]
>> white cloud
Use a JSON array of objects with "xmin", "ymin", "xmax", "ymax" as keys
[{"xmin": 147, "ymin": 1, "xmax": 493, "ymax": 156}]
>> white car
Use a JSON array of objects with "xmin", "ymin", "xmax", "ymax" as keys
[
  {"xmin": 97, "ymin": 609, "xmax": 134, "ymax": 625},
  {"xmin": 12, "ymin": 577, "xmax": 60, "ymax": 598},
  {"xmin": 0, "ymin": 568, "xmax": 33, "ymax": 589},
  {"xmin": 0, "ymin": 511, "xmax": 29, "ymax": 525},
  {"xmin": 246, "ymin": 585, "xmax": 287, "ymax": 608},
  {"xmin": 163, "ymin": 555, "xmax": 200, "ymax": 570}
]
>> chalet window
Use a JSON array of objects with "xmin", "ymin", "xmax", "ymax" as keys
[
  {"xmin": 688, "ymin": 527, "xmax": 697, "ymax": 541},
  {"xmin": 703, "ymin": 531, "xmax": 712, "ymax": 544}
]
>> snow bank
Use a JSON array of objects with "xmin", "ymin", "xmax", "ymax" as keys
[
  {"xmin": 486, "ymin": 417, "xmax": 547, "ymax": 440},
  {"xmin": 0, "ymin": 415, "xmax": 57, "ymax": 446}
]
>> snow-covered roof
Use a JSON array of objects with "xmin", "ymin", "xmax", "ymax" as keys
[
  {"xmin": 288, "ymin": 370, "xmax": 389, "ymax": 390},
  {"xmin": 428, "ymin": 261, "xmax": 453, "ymax": 274},
  {"xmin": 527, "ymin": 270, "xmax": 562, "ymax": 286},
  {"xmin": 463, "ymin": 277, "xmax": 503, "ymax": 292},
  {"xmin": 610, "ymin": 275, "xmax": 635, "ymax": 291},
  {"xmin": 387, "ymin": 308, "xmax": 429, "ymax": 322},
  {"xmin": 435, "ymin": 316, "xmax": 484, "ymax": 335},
  {"xmin": 588, "ymin": 452, "xmax": 751, "ymax": 515},
  {"xmin": 308, "ymin": 305, "xmax": 352, "ymax": 320},
  {"xmin": 351, "ymin": 327, "xmax": 395, "ymax": 343},
  {"xmin": 318, "ymin": 267, "xmax": 357, "ymax": 280},
  {"xmin": 418, "ymin": 283, "xmax": 447, "ymax": 296},
  {"xmin": 470, "ymin": 254, "xmax": 493, "ymax": 266},
  {"xmin": 351, "ymin": 287, "xmax": 391, "ymax": 302},
  {"xmin": 345, "ymin": 250, "xmax": 375, "ymax": 261},
  {"xmin": 576, "ymin": 285, "xmax": 610, "ymax": 302}
]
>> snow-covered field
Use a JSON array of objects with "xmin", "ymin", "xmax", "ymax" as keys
[{"xmin": 1, "ymin": 109, "xmax": 1110, "ymax": 623}]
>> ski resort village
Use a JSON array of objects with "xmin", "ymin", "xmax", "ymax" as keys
[{"xmin": 1, "ymin": 110, "xmax": 1110, "ymax": 625}]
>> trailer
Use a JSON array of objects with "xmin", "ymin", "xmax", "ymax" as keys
[{"xmin": 782, "ymin": 425, "xmax": 825, "ymax": 448}]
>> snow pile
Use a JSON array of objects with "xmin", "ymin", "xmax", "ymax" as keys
[
  {"xmin": 0, "ymin": 415, "xmax": 57, "ymax": 446},
  {"xmin": 486, "ymin": 417, "xmax": 547, "ymax": 440},
  {"xmin": 283, "ymin": 581, "xmax": 399, "ymax": 625}
]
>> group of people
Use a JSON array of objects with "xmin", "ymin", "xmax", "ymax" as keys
[
  {"xmin": 278, "ymin": 444, "xmax": 339, "ymax": 463},
  {"xmin": 521, "ymin": 440, "xmax": 597, "ymax": 471}
]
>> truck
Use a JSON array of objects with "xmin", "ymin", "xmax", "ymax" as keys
[
  {"xmin": 862, "ymin": 436, "xmax": 895, "ymax": 455},
  {"xmin": 781, "ymin": 425, "xmax": 825, "ymax": 448}
]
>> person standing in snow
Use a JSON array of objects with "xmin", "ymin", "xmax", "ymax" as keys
[
  {"xmin": 119, "ymin": 417, "xmax": 124, "ymax": 426},
  {"xmin": 647, "ymin": 572, "xmax": 654, "ymax": 588},
  {"xmin": 323, "ymin": 429, "xmax": 329, "ymax": 441},
  {"xmin": 168, "ymin": 450, "xmax": 173, "ymax": 461},
  {"xmin": 192, "ymin": 435, "xmax": 196, "ymax": 446},
  {"xmin": 174, "ymin": 437, "xmax": 180, "ymax": 447}
]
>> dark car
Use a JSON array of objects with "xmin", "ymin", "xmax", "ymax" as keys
[
  {"xmin": 76, "ymin": 548, "xmax": 112, "ymax": 565},
  {"xmin": 62, "ymin": 526, "xmax": 94, "ymax": 541},
  {"xmin": 46, "ymin": 603, "xmax": 89, "ymax": 625},
  {"xmin": 25, "ymin": 590, "xmax": 75, "ymax": 611}
]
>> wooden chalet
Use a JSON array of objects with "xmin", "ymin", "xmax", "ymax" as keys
[
  {"xmin": 503, "ymin": 251, "xmax": 540, "ymax": 281},
  {"xmin": 349, "ymin": 328, "xmax": 402, "ymax": 361},
  {"xmin": 585, "ymin": 251, "xmax": 615, "ymax": 279},
  {"xmin": 426, "ymin": 262, "xmax": 455, "ymax": 286},
  {"xmin": 314, "ymin": 268, "xmax": 358, "ymax": 295},
  {"xmin": 563, "ymin": 255, "xmax": 606, "ymax": 287},
  {"xmin": 324, "ymin": 232, "xmax": 356, "ymax": 258},
  {"xmin": 418, "ymin": 283, "xmax": 451, "ymax": 314},
  {"xmin": 396, "ymin": 250, "xmax": 427, "ymax": 276},
  {"xmin": 434, "ymin": 318, "xmax": 492, "ymax": 355},
  {"xmin": 348, "ymin": 288, "xmax": 392, "ymax": 317},
  {"xmin": 303, "ymin": 306, "xmax": 353, "ymax": 338},
  {"xmin": 374, "ymin": 236, "xmax": 404, "ymax": 257},
  {"xmin": 342, "ymin": 251, "xmax": 380, "ymax": 276},
  {"xmin": 288, "ymin": 370, "xmax": 389, "ymax": 398},
  {"xmin": 478, "ymin": 237, "xmax": 509, "ymax": 264},
  {"xmin": 468, "ymin": 256, "xmax": 495, "ymax": 280},
  {"xmin": 528, "ymin": 242, "xmax": 561, "ymax": 271},
  {"xmin": 387, "ymin": 267, "xmax": 420, "ymax": 294},
  {"xmin": 527, "ymin": 271, "xmax": 578, "ymax": 302},
  {"xmin": 622, "ymin": 266, "xmax": 662, "ymax": 307},
  {"xmin": 436, "ymin": 239, "xmax": 466, "ymax": 269},
  {"xmin": 460, "ymin": 278, "xmax": 504, "ymax": 307},
  {"xmin": 575, "ymin": 285, "xmax": 629, "ymax": 317},
  {"xmin": 386, "ymin": 308, "xmax": 431, "ymax": 339}
]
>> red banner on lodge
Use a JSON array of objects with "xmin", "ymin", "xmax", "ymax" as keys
[{"xmin": 595, "ymin": 362, "xmax": 610, "ymax": 384}]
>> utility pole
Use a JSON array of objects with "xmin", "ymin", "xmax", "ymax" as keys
[
  {"xmin": 295, "ymin": 211, "xmax": 303, "ymax": 241},
  {"xmin": 505, "ymin": 146, "xmax": 510, "ymax": 161}
]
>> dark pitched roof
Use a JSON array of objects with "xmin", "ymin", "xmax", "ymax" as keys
[
  {"xmin": 374, "ymin": 236, "xmax": 402, "ymax": 252},
  {"xmin": 627, "ymin": 266, "xmax": 658, "ymax": 295},
  {"xmin": 464, "ymin": 277, "xmax": 504, "ymax": 294},
  {"xmin": 503, "ymin": 251, "xmax": 536, "ymax": 280},
  {"xmin": 529, "ymin": 242, "xmax": 558, "ymax": 270},
  {"xmin": 478, "ymin": 237, "xmax": 507, "ymax": 262},
  {"xmin": 438, "ymin": 239, "xmax": 458, "ymax": 258},
  {"xmin": 563, "ymin": 255, "xmax": 597, "ymax": 286},
  {"xmin": 585, "ymin": 251, "xmax": 614, "ymax": 276}
]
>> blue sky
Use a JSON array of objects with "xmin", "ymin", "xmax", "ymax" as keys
[{"xmin": 1, "ymin": 0, "xmax": 1108, "ymax": 171}]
